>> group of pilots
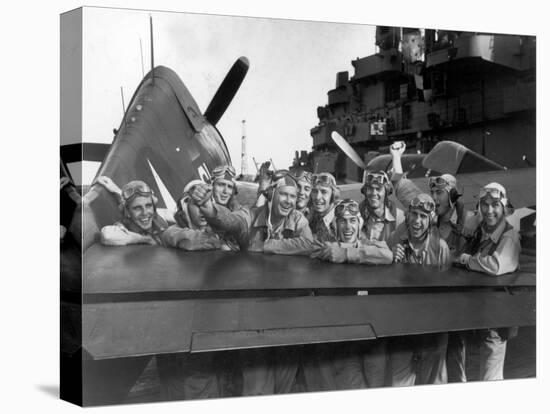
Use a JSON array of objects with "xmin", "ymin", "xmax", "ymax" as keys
[{"xmin": 96, "ymin": 142, "xmax": 521, "ymax": 400}]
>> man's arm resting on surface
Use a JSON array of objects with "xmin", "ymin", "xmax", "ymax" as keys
[
  {"xmin": 162, "ymin": 225, "xmax": 221, "ymax": 251},
  {"xmin": 345, "ymin": 240, "xmax": 394, "ymax": 265},
  {"xmin": 263, "ymin": 236, "xmax": 317, "ymax": 255},
  {"xmin": 263, "ymin": 216, "xmax": 316, "ymax": 255},
  {"xmin": 100, "ymin": 224, "xmax": 153, "ymax": 246},
  {"xmin": 458, "ymin": 231, "xmax": 520, "ymax": 276}
]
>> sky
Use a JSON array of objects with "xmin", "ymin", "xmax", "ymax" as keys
[{"xmin": 77, "ymin": 7, "xmax": 376, "ymax": 182}]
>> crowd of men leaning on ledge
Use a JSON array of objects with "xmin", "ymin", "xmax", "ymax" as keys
[{"xmin": 94, "ymin": 143, "xmax": 521, "ymax": 400}]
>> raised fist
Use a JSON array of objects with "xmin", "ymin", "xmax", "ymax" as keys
[
  {"xmin": 390, "ymin": 141, "xmax": 406, "ymax": 157},
  {"xmin": 189, "ymin": 183, "xmax": 213, "ymax": 205},
  {"xmin": 258, "ymin": 161, "xmax": 273, "ymax": 192},
  {"xmin": 60, "ymin": 176, "xmax": 71, "ymax": 190}
]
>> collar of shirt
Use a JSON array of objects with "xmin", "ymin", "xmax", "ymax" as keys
[
  {"xmin": 322, "ymin": 205, "xmax": 336, "ymax": 227},
  {"xmin": 252, "ymin": 204, "xmax": 297, "ymax": 232},
  {"xmin": 411, "ymin": 235, "xmax": 430, "ymax": 255},
  {"xmin": 365, "ymin": 205, "xmax": 395, "ymax": 223},
  {"xmin": 406, "ymin": 234, "xmax": 431, "ymax": 265},
  {"xmin": 411, "ymin": 235, "xmax": 430, "ymax": 254},
  {"xmin": 339, "ymin": 240, "xmax": 360, "ymax": 248},
  {"xmin": 298, "ymin": 206, "xmax": 310, "ymax": 219},
  {"xmin": 399, "ymin": 231, "xmax": 430, "ymax": 252},
  {"xmin": 439, "ymin": 207, "xmax": 458, "ymax": 226},
  {"xmin": 481, "ymin": 218, "xmax": 508, "ymax": 244}
]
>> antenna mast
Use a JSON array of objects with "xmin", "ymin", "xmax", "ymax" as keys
[
  {"xmin": 120, "ymin": 86, "xmax": 127, "ymax": 133},
  {"xmin": 241, "ymin": 120, "xmax": 248, "ymax": 176},
  {"xmin": 120, "ymin": 86, "xmax": 126, "ymax": 114}
]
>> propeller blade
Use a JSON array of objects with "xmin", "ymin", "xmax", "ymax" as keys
[
  {"xmin": 330, "ymin": 131, "xmax": 366, "ymax": 169},
  {"xmin": 204, "ymin": 57, "xmax": 249, "ymax": 125}
]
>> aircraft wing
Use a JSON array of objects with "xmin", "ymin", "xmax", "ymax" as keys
[
  {"xmin": 340, "ymin": 168, "xmax": 535, "ymax": 211},
  {"xmin": 422, "ymin": 140, "xmax": 507, "ymax": 175},
  {"xmin": 360, "ymin": 141, "xmax": 536, "ymax": 212},
  {"xmin": 77, "ymin": 246, "xmax": 535, "ymax": 360}
]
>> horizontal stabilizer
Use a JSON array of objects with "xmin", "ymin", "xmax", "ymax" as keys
[{"xmin": 61, "ymin": 143, "xmax": 111, "ymax": 163}]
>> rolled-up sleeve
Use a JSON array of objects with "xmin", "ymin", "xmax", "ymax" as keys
[
  {"xmin": 346, "ymin": 240, "xmax": 393, "ymax": 265},
  {"xmin": 463, "ymin": 231, "xmax": 520, "ymax": 276},
  {"xmin": 394, "ymin": 177, "xmax": 422, "ymax": 209}
]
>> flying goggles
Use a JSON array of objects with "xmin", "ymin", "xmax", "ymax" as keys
[
  {"xmin": 479, "ymin": 187, "xmax": 505, "ymax": 200},
  {"xmin": 121, "ymin": 181, "xmax": 154, "ymax": 202},
  {"xmin": 271, "ymin": 170, "xmax": 299, "ymax": 188},
  {"xmin": 212, "ymin": 165, "xmax": 237, "ymax": 181},
  {"xmin": 409, "ymin": 196, "xmax": 436, "ymax": 214},
  {"xmin": 294, "ymin": 170, "xmax": 313, "ymax": 184},
  {"xmin": 363, "ymin": 171, "xmax": 391, "ymax": 186},
  {"xmin": 428, "ymin": 176, "xmax": 452, "ymax": 189},
  {"xmin": 312, "ymin": 172, "xmax": 337, "ymax": 187},
  {"xmin": 335, "ymin": 199, "xmax": 361, "ymax": 218},
  {"xmin": 478, "ymin": 184, "xmax": 509, "ymax": 207}
]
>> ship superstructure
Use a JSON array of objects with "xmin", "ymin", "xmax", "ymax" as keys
[{"xmin": 302, "ymin": 27, "xmax": 535, "ymax": 182}]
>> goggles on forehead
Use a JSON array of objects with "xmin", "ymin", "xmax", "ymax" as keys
[
  {"xmin": 121, "ymin": 181, "xmax": 154, "ymax": 201},
  {"xmin": 409, "ymin": 196, "xmax": 436, "ymax": 214},
  {"xmin": 272, "ymin": 169, "xmax": 292, "ymax": 180},
  {"xmin": 335, "ymin": 199, "xmax": 361, "ymax": 218},
  {"xmin": 428, "ymin": 176, "xmax": 453, "ymax": 189},
  {"xmin": 364, "ymin": 171, "xmax": 390, "ymax": 187},
  {"xmin": 212, "ymin": 165, "xmax": 236, "ymax": 181},
  {"xmin": 313, "ymin": 173, "xmax": 337, "ymax": 187},
  {"xmin": 479, "ymin": 187, "xmax": 505, "ymax": 200},
  {"xmin": 271, "ymin": 169, "xmax": 299, "ymax": 188},
  {"xmin": 294, "ymin": 170, "xmax": 313, "ymax": 183}
]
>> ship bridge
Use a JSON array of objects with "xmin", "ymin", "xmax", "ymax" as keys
[
  {"xmin": 306, "ymin": 28, "xmax": 535, "ymax": 182},
  {"xmin": 426, "ymin": 33, "xmax": 535, "ymax": 72}
]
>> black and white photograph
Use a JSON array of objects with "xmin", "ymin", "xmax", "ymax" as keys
[
  {"xmin": 58, "ymin": 4, "xmax": 539, "ymax": 408},
  {"xmin": 5, "ymin": 1, "xmax": 546, "ymax": 413}
]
